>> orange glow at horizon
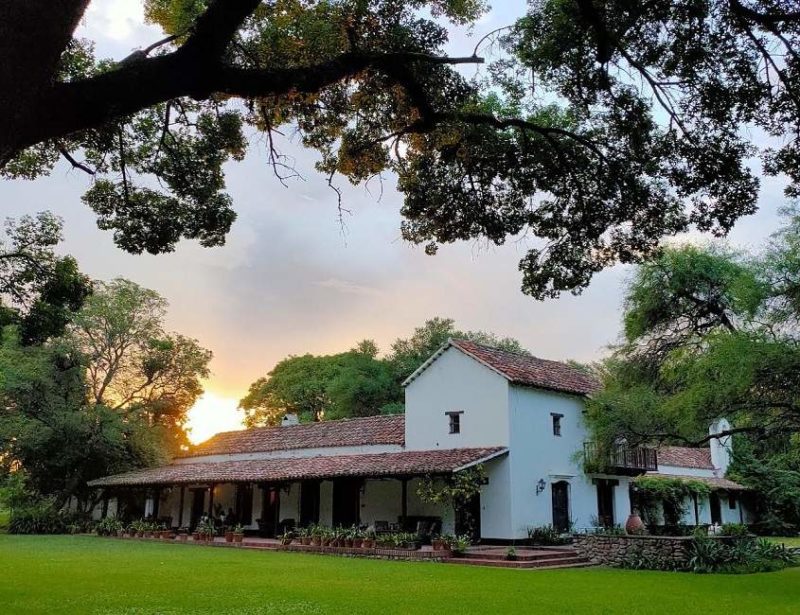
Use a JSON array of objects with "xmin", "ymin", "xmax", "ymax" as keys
[{"xmin": 186, "ymin": 391, "xmax": 245, "ymax": 444}]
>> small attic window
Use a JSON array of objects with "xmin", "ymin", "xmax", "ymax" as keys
[
  {"xmin": 446, "ymin": 411, "xmax": 463, "ymax": 434},
  {"xmin": 551, "ymin": 413, "xmax": 564, "ymax": 437}
]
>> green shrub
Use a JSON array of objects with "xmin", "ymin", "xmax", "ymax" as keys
[
  {"xmin": 527, "ymin": 524, "xmax": 571, "ymax": 545},
  {"xmin": 686, "ymin": 535, "xmax": 798, "ymax": 574},
  {"xmin": 719, "ymin": 523, "xmax": 750, "ymax": 537}
]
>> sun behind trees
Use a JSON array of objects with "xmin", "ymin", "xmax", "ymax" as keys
[
  {"xmin": 5, "ymin": 1, "xmax": 800, "ymax": 298},
  {"xmin": 238, "ymin": 317, "xmax": 527, "ymax": 426}
]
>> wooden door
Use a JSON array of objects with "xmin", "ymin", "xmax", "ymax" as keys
[
  {"xmin": 596, "ymin": 480, "xmax": 615, "ymax": 527},
  {"xmin": 551, "ymin": 481, "xmax": 570, "ymax": 533},
  {"xmin": 455, "ymin": 494, "xmax": 481, "ymax": 540}
]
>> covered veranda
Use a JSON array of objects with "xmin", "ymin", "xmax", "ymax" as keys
[{"xmin": 89, "ymin": 447, "xmax": 507, "ymax": 538}]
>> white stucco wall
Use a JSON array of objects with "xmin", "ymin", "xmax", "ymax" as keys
[
  {"xmin": 403, "ymin": 346, "xmax": 510, "ymax": 451},
  {"xmin": 505, "ymin": 385, "xmax": 631, "ymax": 537},
  {"xmin": 279, "ymin": 483, "xmax": 300, "ymax": 523},
  {"xmin": 360, "ymin": 479, "xmax": 403, "ymax": 526}
]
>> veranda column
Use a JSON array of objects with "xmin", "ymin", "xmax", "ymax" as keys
[
  {"xmin": 177, "ymin": 486, "xmax": 185, "ymax": 528},
  {"xmin": 208, "ymin": 484, "xmax": 216, "ymax": 516},
  {"xmin": 401, "ymin": 478, "xmax": 408, "ymax": 525}
]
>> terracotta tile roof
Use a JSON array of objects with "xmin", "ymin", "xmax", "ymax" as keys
[
  {"xmin": 644, "ymin": 474, "xmax": 748, "ymax": 492},
  {"xmin": 449, "ymin": 339, "xmax": 601, "ymax": 396},
  {"xmin": 658, "ymin": 447, "xmax": 714, "ymax": 469},
  {"xmin": 89, "ymin": 447, "xmax": 508, "ymax": 487},
  {"xmin": 180, "ymin": 414, "xmax": 405, "ymax": 458}
]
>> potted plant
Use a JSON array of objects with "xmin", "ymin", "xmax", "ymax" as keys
[
  {"xmin": 506, "ymin": 546, "xmax": 518, "ymax": 561},
  {"xmin": 279, "ymin": 529, "xmax": 294, "ymax": 546},
  {"xmin": 233, "ymin": 524, "xmax": 245, "ymax": 544},
  {"xmin": 298, "ymin": 526, "xmax": 311, "ymax": 546},
  {"xmin": 224, "ymin": 526, "xmax": 235, "ymax": 543},
  {"xmin": 362, "ymin": 528, "xmax": 375, "ymax": 549},
  {"xmin": 431, "ymin": 533, "xmax": 446, "ymax": 551},
  {"xmin": 352, "ymin": 527, "xmax": 364, "ymax": 549},
  {"xmin": 321, "ymin": 528, "xmax": 333, "ymax": 547},
  {"xmin": 310, "ymin": 525, "xmax": 322, "ymax": 547},
  {"xmin": 447, "ymin": 534, "xmax": 471, "ymax": 557},
  {"xmin": 344, "ymin": 527, "xmax": 354, "ymax": 548}
]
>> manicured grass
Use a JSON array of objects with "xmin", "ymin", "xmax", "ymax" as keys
[
  {"xmin": 767, "ymin": 536, "xmax": 800, "ymax": 548},
  {"xmin": 0, "ymin": 536, "xmax": 798, "ymax": 614}
]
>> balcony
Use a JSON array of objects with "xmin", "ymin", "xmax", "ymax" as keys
[{"xmin": 583, "ymin": 442, "xmax": 658, "ymax": 476}]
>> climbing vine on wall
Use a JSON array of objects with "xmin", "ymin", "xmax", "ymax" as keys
[
  {"xmin": 416, "ymin": 465, "xmax": 487, "ymax": 507},
  {"xmin": 632, "ymin": 477, "xmax": 711, "ymax": 525}
]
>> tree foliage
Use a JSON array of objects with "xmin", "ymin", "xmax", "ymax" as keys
[
  {"xmin": 586, "ymin": 208, "xmax": 800, "ymax": 528},
  {"xmin": 0, "ymin": 212, "xmax": 92, "ymax": 344},
  {"xmin": 0, "ymin": 278, "xmax": 212, "ymax": 509},
  {"xmin": 4, "ymin": 1, "xmax": 800, "ymax": 297},
  {"xmin": 239, "ymin": 316, "xmax": 527, "ymax": 426}
]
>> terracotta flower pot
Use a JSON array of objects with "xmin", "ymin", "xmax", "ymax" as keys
[
  {"xmin": 344, "ymin": 539, "xmax": 353, "ymax": 548},
  {"xmin": 301, "ymin": 537, "xmax": 311, "ymax": 545},
  {"xmin": 362, "ymin": 538, "xmax": 374, "ymax": 549},
  {"xmin": 225, "ymin": 531, "xmax": 234, "ymax": 543},
  {"xmin": 311, "ymin": 537, "xmax": 322, "ymax": 547},
  {"xmin": 192, "ymin": 532, "xmax": 200, "ymax": 541},
  {"xmin": 432, "ymin": 539, "xmax": 445, "ymax": 551},
  {"xmin": 625, "ymin": 512, "xmax": 645, "ymax": 535},
  {"xmin": 233, "ymin": 533, "xmax": 244, "ymax": 543},
  {"xmin": 352, "ymin": 538, "xmax": 363, "ymax": 548}
]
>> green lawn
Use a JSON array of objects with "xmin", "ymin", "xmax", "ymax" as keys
[
  {"xmin": 0, "ymin": 536, "xmax": 798, "ymax": 614},
  {"xmin": 767, "ymin": 536, "xmax": 800, "ymax": 548}
]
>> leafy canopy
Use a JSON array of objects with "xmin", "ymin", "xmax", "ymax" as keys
[
  {"xmin": 239, "ymin": 316, "xmax": 527, "ymax": 426},
  {"xmin": 4, "ymin": 1, "xmax": 800, "ymax": 297}
]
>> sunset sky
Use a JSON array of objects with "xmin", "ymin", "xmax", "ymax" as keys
[{"xmin": 0, "ymin": 1, "xmax": 789, "ymax": 443}]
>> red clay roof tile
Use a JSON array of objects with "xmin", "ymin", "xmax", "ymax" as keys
[
  {"xmin": 657, "ymin": 447, "xmax": 714, "ymax": 469},
  {"xmin": 181, "ymin": 414, "xmax": 405, "ymax": 458},
  {"xmin": 89, "ymin": 447, "xmax": 508, "ymax": 487},
  {"xmin": 450, "ymin": 339, "xmax": 601, "ymax": 396}
]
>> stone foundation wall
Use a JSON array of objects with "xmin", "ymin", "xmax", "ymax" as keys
[{"xmin": 573, "ymin": 534, "xmax": 693, "ymax": 567}]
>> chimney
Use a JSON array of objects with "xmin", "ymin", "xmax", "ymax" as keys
[
  {"xmin": 281, "ymin": 413, "xmax": 299, "ymax": 427},
  {"xmin": 709, "ymin": 418, "xmax": 732, "ymax": 476}
]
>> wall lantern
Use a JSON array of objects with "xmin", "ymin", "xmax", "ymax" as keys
[{"xmin": 535, "ymin": 479, "xmax": 547, "ymax": 496}]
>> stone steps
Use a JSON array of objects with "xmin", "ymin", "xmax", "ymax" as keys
[
  {"xmin": 443, "ymin": 555, "xmax": 591, "ymax": 570},
  {"xmin": 461, "ymin": 549, "xmax": 577, "ymax": 562}
]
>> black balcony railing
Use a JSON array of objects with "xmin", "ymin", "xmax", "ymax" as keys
[{"xmin": 583, "ymin": 442, "xmax": 658, "ymax": 475}]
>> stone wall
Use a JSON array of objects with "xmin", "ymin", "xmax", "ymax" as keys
[{"xmin": 573, "ymin": 534, "xmax": 694, "ymax": 567}]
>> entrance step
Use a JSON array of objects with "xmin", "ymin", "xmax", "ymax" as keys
[
  {"xmin": 443, "ymin": 555, "xmax": 591, "ymax": 570},
  {"xmin": 460, "ymin": 549, "xmax": 577, "ymax": 562}
]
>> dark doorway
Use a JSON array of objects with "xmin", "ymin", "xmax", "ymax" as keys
[
  {"xmin": 595, "ymin": 479, "xmax": 616, "ymax": 527},
  {"xmin": 551, "ymin": 481, "xmax": 570, "ymax": 533},
  {"xmin": 455, "ymin": 494, "xmax": 481, "ymax": 540},
  {"xmin": 116, "ymin": 491, "xmax": 145, "ymax": 521},
  {"xmin": 259, "ymin": 485, "xmax": 280, "ymax": 537},
  {"xmin": 190, "ymin": 488, "xmax": 206, "ymax": 529},
  {"xmin": 710, "ymin": 492, "xmax": 722, "ymax": 525},
  {"xmin": 235, "ymin": 483, "xmax": 254, "ymax": 525},
  {"xmin": 331, "ymin": 479, "xmax": 360, "ymax": 527},
  {"xmin": 300, "ymin": 481, "xmax": 321, "ymax": 526}
]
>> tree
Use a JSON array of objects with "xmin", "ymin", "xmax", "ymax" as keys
[
  {"xmin": 65, "ymin": 278, "xmax": 212, "ymax": 448},
  {"xmin": 0, "ymin": 212, "xmax": 92, "ymax": 344},
  {"xmin": 585, "ymin": 204, "xmax": 800, "ymax": 450},
  {"xmin": 386, "ymin": 316, "xmax": 528, "ymax": 383},
  {"xmin": 240, "ymin": 317, "xmax": 526, "ymax": 425},
  {"xmin": 3, "ymin": 1, "xmax": 798, "ymax": 297},
  {"xmin": 239, "ymin": 341, "xmax": 398, "ymax": 426},
  {"xmin": 0, "ymin": 277, "xmax": 212, "ymax": 509},
  {"xmin": 0, "ymin": 328, "xmax": 167, "ymax": 511}
]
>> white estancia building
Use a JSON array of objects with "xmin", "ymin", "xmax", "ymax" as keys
[{"xmin": 90, "ymin": 339, "xmax": 751, "ymax": 540}]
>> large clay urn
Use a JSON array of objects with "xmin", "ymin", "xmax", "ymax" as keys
[{"xmin": 625, "ymin": 511, "xmax": 645, "ymax": 535}]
